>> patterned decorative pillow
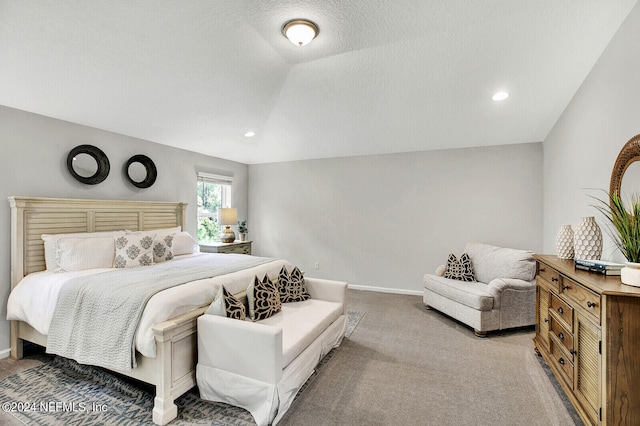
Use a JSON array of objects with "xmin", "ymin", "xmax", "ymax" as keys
[
  {"xmin": 247, "ymin": 275, "xmax": 282, "ymax": 321},
  {"xmin": 153, "ymin": 233, "xmax": 175, "ymax": 263},
  {"xmin": 277, "ymin": 266, "xmax": 311, "ymax": 303},
  {"xmin": 114, "ymin": 233, "xmax": 156, "ymax": 268},
  {"xmin": 205, "ymin": 285, "xmax": 246, "ymax": 320},
  {"xmin": 443, "ymin": 253, "xmax": 476, "ymax": 281}
]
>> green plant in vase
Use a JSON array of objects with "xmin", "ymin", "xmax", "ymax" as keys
[
  {"xmin": 592, "ymin": 190, "xmax": 640, "ymax": 286},
  {"xmin": 237, "ymin": 220, "xmax": 248, "ymax": 242}
]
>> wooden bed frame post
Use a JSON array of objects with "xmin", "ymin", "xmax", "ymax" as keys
[{"xmin": 153, "ymin": 332, "xmax": 178, "ymax": 425}]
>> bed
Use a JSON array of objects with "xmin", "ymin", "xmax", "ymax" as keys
[{"xmin": 7, "ymin": 196, "xmax": 287, "ymax": 425}]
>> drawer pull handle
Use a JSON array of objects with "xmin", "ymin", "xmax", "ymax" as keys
[
  {"xmin": 587, "ymin": 301, "xmax": 596, "ymax": 308},
  {"xmin": 559, "ymin": 358, "xmax": 565, "ymax": 365},
  {"xmin": 557, "ymin": 307, "xmax": 564, "ymax": 314},
  {"xmin": 552, "ymin": 277, "xmax": 559, "ymax": 283},
  {"xmin": 558, "ymin": 332, "xmax": 564, "ymax": 340},
  {"xmin": 562, "ymin": 285, "xmax": 569, "ymax": 290},
  {"xmin": 544, "ymin": 318, "xmax": 549, "ymax": 323},
  {"xmin": 539, "ymin": 267, "xmax": 546, "ymax": 272},
  {"xmin": 570, "ymin": 349, "xmax": 577, "ymax": 355}
]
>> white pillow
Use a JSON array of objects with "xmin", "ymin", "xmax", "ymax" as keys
[
  {"xmin": 114, "ymin": 233, "xmax": 156, "ymax": 268},
  {"xmin": 56, "ymin": 237, "xmax": 116, "ymax": 272},
  {"xmin": 173, "ymin": 232, "xmax": 199, "ymax": 255},
  {"xmin": 42, "ymin": 230, "xmax": 125, "ymax": 271}
]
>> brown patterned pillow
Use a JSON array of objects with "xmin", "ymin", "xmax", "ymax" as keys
[
  {"xmin": 247, "ymin": 275, "xmax": 282, "ymax": 321},
  {"xmin": 443, "ymin": 253, "xmax": 476, "ymax": 282},
  {"xmin": 277, "ymin": 266, "xmax": 311, "ymax": 303},
  {"xmin": 205, "ymin": 285, "xmax": 246, "ymax": 320}
]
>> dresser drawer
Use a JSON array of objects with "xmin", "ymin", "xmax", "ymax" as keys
[
  {"xmin": 551, "ymin": 338, "xmax": 574, "ymax": 385},
  {"xmin": 537, "ymin": 262, "xmax": 562, "ymax": 292},
  {"xmin": 561, "ymin": 277, "xmax": 601, "ymax": 322},
  {"xmin": 550, "ymin": 316, "xmax": 574, "ymax": 357},
  {"xmin": 550, "ymin": 293, "xmax": 573, "ymax": 329}
]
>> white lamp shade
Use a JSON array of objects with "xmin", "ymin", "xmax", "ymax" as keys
[
  {"xmin": 217, "ymin": 208, "xmax": 237, "ymax": 226},
  {"xmin": 283, "ymin": 20, "xmax": 318, "ymax": 46}
]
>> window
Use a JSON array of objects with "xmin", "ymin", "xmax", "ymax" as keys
[{"xmin": 197, "ymin": 172, "xmax": 232, "ymax": 243}]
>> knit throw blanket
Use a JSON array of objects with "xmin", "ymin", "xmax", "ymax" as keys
[{"xmin": 46, "ymin": 254, "xmax": 274, "ymax": 371}]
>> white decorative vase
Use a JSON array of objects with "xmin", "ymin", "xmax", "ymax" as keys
[
  {"xmin": 621, "ymin": 262, "xmax": 640, "ymax": 287},
  {"xmin": 573, "ymin": 216, "xmax": 603, "ymax": 260},
  {"xmin": 555, "ymin": 224, "xmax": 574, "ymax": 259}
]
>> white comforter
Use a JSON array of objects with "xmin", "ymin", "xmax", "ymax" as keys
[{"xmin": 7, "ymin": 253, "xmax": 290, "ymax": 358}]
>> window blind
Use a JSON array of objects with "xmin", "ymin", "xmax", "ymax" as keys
[{"xmin": 197, "ymin": 172, "xmax": 233, "ymax": 185}]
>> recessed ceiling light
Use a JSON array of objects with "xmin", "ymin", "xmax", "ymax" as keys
[
  {"xmin": 282, "ymin": 19, "xmax": 319, "ymax": 47},
  {"xmin": 492, "ymin": 91, "xmax": 509, "ymax": 101},
  {"xmin": 244, "ymin": 131, "xmax": 256, "ymax": 138}
]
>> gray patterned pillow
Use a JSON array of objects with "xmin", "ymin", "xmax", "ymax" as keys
[
  {"xmin": 114, "ymin": 233, "xmax": 156, "ymax": 268},
  {"xmin": 277, "ymin": 265, "xmax": 311, "ymax": 303},
  {"xmin": 443, "ymin": 253, "xmax": 476, "ymax": 282},
  {"xmin": 247, "ymin": 275, "xmax": 282, "ymax": 321},
  {"xmin": 153, "ymin": 233, "xmax": 175, "ymax": 263}
]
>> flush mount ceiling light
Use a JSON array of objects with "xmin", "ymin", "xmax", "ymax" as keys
[
  {"xmin": 244, "ymin": 131, "xmax": 256, "ymax": 138},
  {"xmin": 492, "ymin": 91, "xmax": 510, "ymax": 101},
  {"xmin": 282, "ymin": 19, "xmax": 319, "ymax": 47}
]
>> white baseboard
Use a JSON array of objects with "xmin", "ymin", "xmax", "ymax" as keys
[
  {"xmin": 0, "ymin": 347, "xmax": 11, "ymax": 360},
  {"xmin": 348, "ymin": 284, "xmax": 423, "ymax": 296}
]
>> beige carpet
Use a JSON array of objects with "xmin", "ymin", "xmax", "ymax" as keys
[
  {"xmin": 0, "ymin": 289, "xmax": 580, "ymax": 426},
  {"xmin": 278, "ymin": 289, "xmax": 581, "ymax": 426}
]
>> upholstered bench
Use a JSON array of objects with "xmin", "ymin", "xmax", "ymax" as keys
[
  {"xmin": 197, "ymin": 277, "xmax": 348, "ymax": 426},
  {"xmin": 423, "ymin": 242, "xmax": 536, "ymax": 336}
]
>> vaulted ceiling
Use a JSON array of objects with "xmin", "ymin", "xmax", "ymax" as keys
[{"xmin": 1, "ymin": 1, "xmax": 637, "ymax": 164}]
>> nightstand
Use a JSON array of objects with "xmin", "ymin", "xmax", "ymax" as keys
[{"xmin": 199, "ymin": 240, "xmax": 252, "ymax": 255}]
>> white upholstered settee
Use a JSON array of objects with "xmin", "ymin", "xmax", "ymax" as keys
[
  {"xmin": 423, "ymin": 242, "xmax": 536, "ymax": 337},
  {"xmin": 197, "ymin": 277, "xmax": 348, "ymax": 426}
]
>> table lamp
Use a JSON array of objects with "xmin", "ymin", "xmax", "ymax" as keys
[{"xmin": 217, "ymin": 208, "xmax": 238, "ymax": 243}]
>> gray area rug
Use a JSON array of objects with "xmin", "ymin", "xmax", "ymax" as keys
[{"xmin": 0, "ymin": 310, "xmax": 365, "ymax": 426}]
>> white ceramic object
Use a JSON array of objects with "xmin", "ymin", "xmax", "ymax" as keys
[
  {"xmin": 621, "ymin": 262, "xmax": 640, "ymax": 287},
  {"xmin": 573, "ymin": 216, "xmax": 603, "ymax": 260},
  {"xmin": 555, "ymin": 224, "xmax": 574, "ymax": 259}
]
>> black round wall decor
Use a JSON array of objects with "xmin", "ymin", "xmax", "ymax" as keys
[
  {"xmin": 66, "ymin": 144, "xmax": 110, "ymax": 185},
  {"xmin": 125, "ymin": 154, "xmax": 157, "ymax": 188}
]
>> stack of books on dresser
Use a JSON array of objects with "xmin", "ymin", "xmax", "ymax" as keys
[{"xmin": 574, "ymin": 259, "xmax": 624, "ymax": 275}]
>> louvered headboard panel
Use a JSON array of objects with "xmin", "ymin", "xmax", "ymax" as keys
[{"xmin": 8, "ymin": 196, "xmax": 187, "ymax": 289}]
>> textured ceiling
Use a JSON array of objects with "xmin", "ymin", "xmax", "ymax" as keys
[{"xmin": 1, "ymin": 1, "xmax": 637, "ymax": 164}]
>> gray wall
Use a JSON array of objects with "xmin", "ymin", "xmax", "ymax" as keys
[
  {"xmin": 543, "ymin": 2, "xmax": 640, "ymax": 262},
  {"xmin": 249, "ymin": 143, "xmax": 543, "ymax": 293},
  {"xmin": 0, "ymin": 105, "xmax": 248, "ymax": 356}
]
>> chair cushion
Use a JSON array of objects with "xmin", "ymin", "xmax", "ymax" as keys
[
  {"xmin": 464, "ymin": 242, "xmax": 535, "ymax": 284},
  {"xmin": 424, "ymin": 274, "xmax": 494, "ymax": 311},
  {"xmin": 257, "ymin": 299, "xmax": 343, "ymax": 367}
]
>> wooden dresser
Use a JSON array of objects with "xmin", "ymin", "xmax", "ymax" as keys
[{"xmin": 534, "ymin": 254, "xmax": 640, "ymax": 425}]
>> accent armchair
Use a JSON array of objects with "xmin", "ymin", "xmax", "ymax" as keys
[{"xmin": 423, "ymin": 242, "xmax": 536, "ymax": 337}]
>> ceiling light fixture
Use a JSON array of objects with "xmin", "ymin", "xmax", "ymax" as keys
[
  {"xmin": 492, "ymin": 91, "xmax": 509, "ymax": 101},
  {"xmin": 244, "ymin": 131, "xmax": 256, "ymax": 138},
  {"xmin": 282, "ymin": 19, "xmax": 319, "ymax": 47}
]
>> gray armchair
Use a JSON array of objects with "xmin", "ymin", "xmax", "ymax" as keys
[{"xmin": 423, "ymin": 242, "xmax": 536, "ymax": 336}]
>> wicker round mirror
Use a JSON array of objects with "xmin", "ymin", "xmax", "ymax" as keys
[{"xmin": 610, "ymin": 134, "xmax": 640, "ymax": 200}]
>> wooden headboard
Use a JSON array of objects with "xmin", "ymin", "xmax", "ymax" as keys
[{"xmin": 8, "ymin": 196, "xmax": 187, "ymax": 289}]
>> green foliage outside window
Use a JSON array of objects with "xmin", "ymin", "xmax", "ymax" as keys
[{"xmin": 197, "ymin": 180, "xmax": 226, "ymax": 243}]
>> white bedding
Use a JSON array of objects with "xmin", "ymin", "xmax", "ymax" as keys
[{"xmin": 7, "ymin": 253, "xmax": 290, "ymax": 358}]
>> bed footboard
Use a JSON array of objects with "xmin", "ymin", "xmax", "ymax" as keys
[
  {"xmin": 10, "ymin": 306, "xmax": 208, "ymax": 426},
  {"xmin": 149, "ymin": 305, "xmax": 208, "ymax": 425}
]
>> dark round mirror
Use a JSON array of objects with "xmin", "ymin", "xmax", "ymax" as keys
[
  {"xmin": 66, "ymin": 145, "xmax": 110, "ymax": 185},
  {"xmin": 125, "ymin": 154, "xmax": 157, "ymax": 188}
]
